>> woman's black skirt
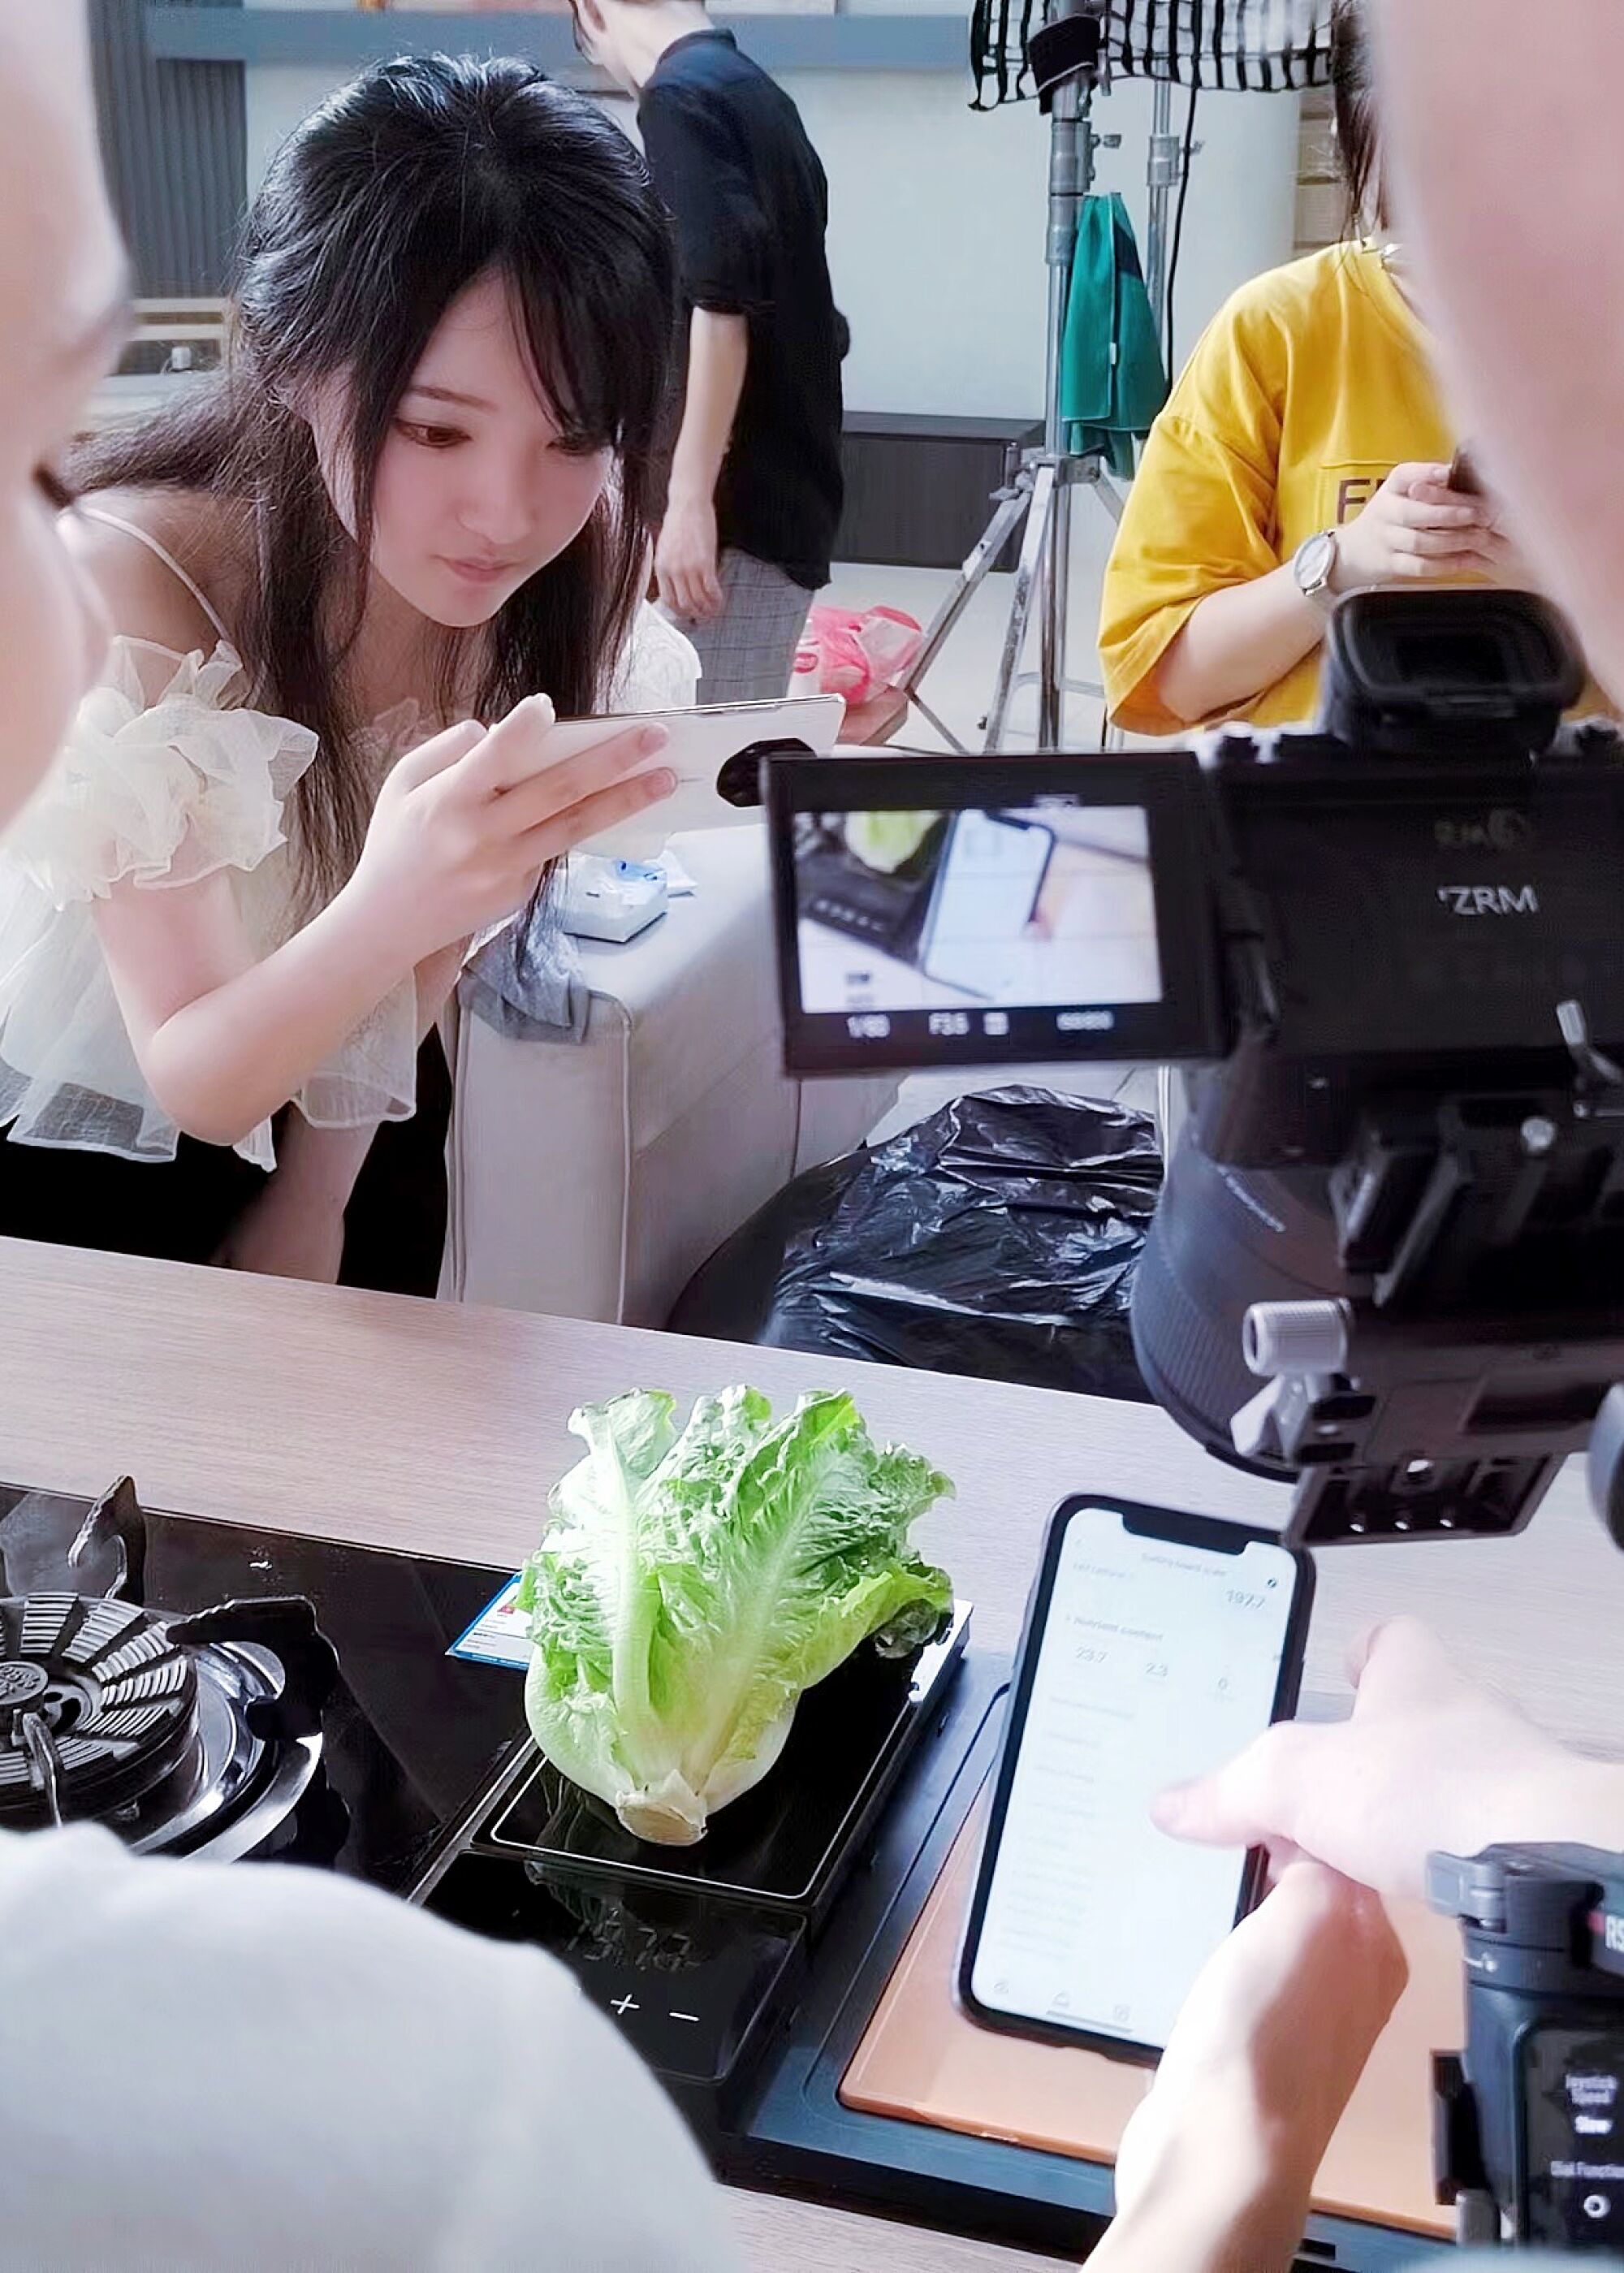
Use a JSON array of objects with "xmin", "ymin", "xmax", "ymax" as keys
[{"xmin": 0, "ymin": 1035, "xmax": 451, "ymax": 1299}]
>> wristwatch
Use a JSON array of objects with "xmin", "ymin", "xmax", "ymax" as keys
[{"xmin": 1292, "ymin": 529, "xmax": 1341, "ymax": 614}]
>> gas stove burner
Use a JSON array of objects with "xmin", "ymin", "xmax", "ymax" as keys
[
  {"xmin": 0, "ymin": 1584, "xmax": 343, "ymax": 1860},
  {"xmin": 0, "ymin": 1593, "xmax": 201, "ymax": 1829},
  {"xmin": 0, "ymin": 1477, "xmax": 519, "ymax": 1885}
]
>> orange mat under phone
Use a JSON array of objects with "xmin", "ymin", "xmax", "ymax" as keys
[{"xmin": 841, "ymin": 1817, "xmax": 1462, "ymax": 2240}]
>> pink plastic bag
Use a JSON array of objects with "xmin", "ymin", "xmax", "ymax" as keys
[{"xmin": 791, "ymin": 605, "xmax": 923, "ymax": 707}]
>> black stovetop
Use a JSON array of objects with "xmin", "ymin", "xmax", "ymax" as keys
[{"xmin": 0, "ymin": 1481, "xmax": 525, "ymax": 1892}]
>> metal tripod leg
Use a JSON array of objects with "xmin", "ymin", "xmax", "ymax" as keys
[
  {"xmin": 983, "ymin": 457, "xmax": 1056, "ymax": 754},
  {"xmin": 901, "ymin": 478, "xmax": 1034, "ymax": 754},
  {"xmin": 902, "ymin": 447, "xmax": 1126, "ymax": 754},
  {"xmin": 1077, "ymin": 450, "xmax": 1125, "ymax": 529},
  {"xmin": 1008, "ymin": 457, "xmax": 1129, "ymax": 744},
  {"xmin": 1078, "ymin": 455, "xmax": 1127, "ymax": 750},
  {"xmin": 1039, "ymin": 450, "xmax": 1071, "ymax": 749}
]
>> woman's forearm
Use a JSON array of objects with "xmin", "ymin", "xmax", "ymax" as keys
[
  {"xmin": 132, "ymin": 883, "xmax": 414, "ymax": 1148},
  {"xmin": 668, "ymin": 309, "xmax": 749, "ymax": 508},
  {"xmin": 1153, "ymin": 564, "xmax": 1326, "ymax": 725},
  {"xmin": 255, "ymin": 938, "xmax": 469, "ymax": 1226},
  {"xmin": 1091, "ymin": 2151, "xmax": 1310, "ymax": 2273},
  {"xmin": 1091, "ymin": 2191, "xmax": 1306, "ymax": 2273}
]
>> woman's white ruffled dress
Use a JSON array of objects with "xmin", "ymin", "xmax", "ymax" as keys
[{"xmin": 0, "ymin": 606, "xmax": 698, "ymax": 1173}]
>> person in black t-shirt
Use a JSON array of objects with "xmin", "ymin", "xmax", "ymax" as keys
[{"xmin": 571, "ymin": 0, "xmax": 846, "ymax": 702}]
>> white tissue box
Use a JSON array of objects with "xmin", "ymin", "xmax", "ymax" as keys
[{"xmin": 559, "ymin": 856, "xmax": 668, "ymax": 944}]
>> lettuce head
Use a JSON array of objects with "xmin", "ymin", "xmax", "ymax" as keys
[
  {"xmin": 517, "ymin": 1386, "xmax": 953, "ymax": 1846},
  {"xmin": 844, "ymin": 811, "xmax": 939, "ymax": 874}
]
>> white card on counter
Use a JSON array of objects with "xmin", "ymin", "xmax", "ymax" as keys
[{"xmin": 448, "ymin": 1575, "xmax": 531, "ymax": 1670}]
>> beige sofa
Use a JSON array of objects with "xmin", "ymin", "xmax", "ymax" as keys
[{"xmin": 440, "ymin": 824, "xmax": 897, "ymax": 1327}]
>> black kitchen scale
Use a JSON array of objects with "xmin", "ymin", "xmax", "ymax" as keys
[
  {"xmin": 412, "ymin": 1603, "xmax": 974, "ymax": 2128},
  {"xmin": 792, "ymin": 814, "xmax": 947, "ymax": 959}
]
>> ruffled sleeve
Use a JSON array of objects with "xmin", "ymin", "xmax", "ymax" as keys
[
  {"xmin": 0, "ymin": 638, "xmax": 326, "ymax": 1172},
  {"xmin": 6, "ymin": 637, "xmax": 317, "ymax": 909},
  {"xmin": 608, "ymin": 605, "xmax": 701, "ymax": 714}
]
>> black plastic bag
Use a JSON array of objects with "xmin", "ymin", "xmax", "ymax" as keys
[{"xmin": 668, "ymin": 1087, "xmax": 1164, "ymax": 1400}]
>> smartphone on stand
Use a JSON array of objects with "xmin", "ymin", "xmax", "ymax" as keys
[
  {"xmin": 959, "ymin": 1496, "xmax": 1314, "ymax": 2061},
  {"xmin": 536, "ymin": 694, "xmax": 848, "ymax": 859}
]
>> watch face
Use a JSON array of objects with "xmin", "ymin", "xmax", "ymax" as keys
[{"xmin": 1296, "ymin": 533, "xmax": 1336, "ymax": 594}]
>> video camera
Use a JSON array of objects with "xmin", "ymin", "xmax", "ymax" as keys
[{"xmin": 763, "ymin": 587, "xmax": 1624, "ymax": 1554}]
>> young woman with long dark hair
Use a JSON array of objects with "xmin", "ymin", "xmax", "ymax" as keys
[{"xmin": 0, "ymin": 55, "xmax": 692, "ymax": 1289}]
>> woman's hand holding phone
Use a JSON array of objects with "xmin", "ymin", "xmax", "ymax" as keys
[
  {"xmin": 1095, "ymin": 1864, "xmax": 1408, "ymax": 2273},
  {"xmin": 1332, "ymin": 462, "xmax": 1494, "ymax": 588},
  {"xmin": 349, "ymin": 695, "xmax": 676, "ymax": 965}
]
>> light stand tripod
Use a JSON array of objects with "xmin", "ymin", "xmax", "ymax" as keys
[{"xmin": 904, "ymin": 0, "xmax": 1129, "ymax": 756}]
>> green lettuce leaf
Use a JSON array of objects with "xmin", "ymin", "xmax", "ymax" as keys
[
  {"xmin": 518, "ymin": 1386, "xmax": 953, "ymax": 1844},
  {"xmin": 844, "ymin": 811, "xmax": 939, "ymax": 873}
]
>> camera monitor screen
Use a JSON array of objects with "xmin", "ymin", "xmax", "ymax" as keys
[{"xmin": 765, "ymin": 754, "xmax": 1225, "ymax": 1076}]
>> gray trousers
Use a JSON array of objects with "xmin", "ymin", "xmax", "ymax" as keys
[{"xmin": 663, "ymin": 548, "xmax": 815, "ymax": 705}]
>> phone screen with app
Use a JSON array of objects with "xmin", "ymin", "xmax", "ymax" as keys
[
  {"xmin": 961, "ymin": 1501, "xmax": 1311, "ymax": 2058},
  {"xmin": 917, "ymin": 810, "xmax": 1055, "ymax": 998}
]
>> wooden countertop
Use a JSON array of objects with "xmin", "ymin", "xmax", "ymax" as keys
[{"xmin": 4, "ymin": 1235, "xmax": 1623, "ymax": 2271}]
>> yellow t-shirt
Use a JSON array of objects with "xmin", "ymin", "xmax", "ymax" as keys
[{"xmin": 1099, "ymin": 242, "xmax": 1453, "ymax": 734}]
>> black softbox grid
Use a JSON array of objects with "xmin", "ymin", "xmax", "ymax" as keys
[{"xmin": 972, "ymin": 0, "xmax": 1335, "ymax": 108}]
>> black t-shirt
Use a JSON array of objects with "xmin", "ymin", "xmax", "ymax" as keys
[{"xmin": 639, "ymin": 29, "xmax": 845, "ymax": 592}]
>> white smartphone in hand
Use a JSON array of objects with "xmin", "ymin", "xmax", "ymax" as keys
[{"xmin": 551, "ymin": 694, "xmax": 847, "ymax": 860}]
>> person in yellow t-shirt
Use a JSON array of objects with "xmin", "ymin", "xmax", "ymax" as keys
[{"xmin": 1099, "ymin": 0, "xmax": 1527, "ymax": 736}]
